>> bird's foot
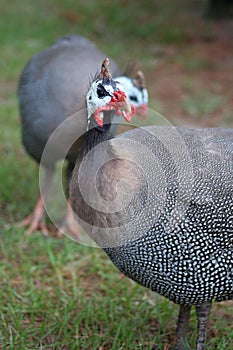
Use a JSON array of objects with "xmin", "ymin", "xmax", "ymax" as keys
[
  {"xmin": 18, "ymin": 214, "xmax": 49, "ymax": 236},
  {"xmin": 56, "ymin": 219, "xmax": 80, "ymax": 238},
  {"xmin": 18, "ymin": 197, "xmax": 48, "ymax": 236},
  {"xmin": 56, "ymin": 203, "xmax": 80, "ymax": 239}
]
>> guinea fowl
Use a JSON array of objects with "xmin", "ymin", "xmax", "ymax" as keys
[
  {"xmin": 70, "ymin": 59, "xmax": 233, "ymax": 350},
  {"xmin": 18, "ymin": 34, "xmax": 148, "ymax": 235}
]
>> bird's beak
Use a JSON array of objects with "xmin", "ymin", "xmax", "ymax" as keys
[
  {"xmin": 118, "ymin": 98, "xmax": 134, "ymax": 123},
  {"xmin": 93, "ymin": 90, "xmax": 135, "ymax": 128},
  {"xmin": 110, "ymin": 90, "xmax": 135, "ymax": 123}
]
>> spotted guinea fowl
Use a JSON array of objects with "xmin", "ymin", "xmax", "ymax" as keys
[
  {"xmin": 18, "ymin": 34, "xmax": 148, "ymax": 235},
  {"xmin": 70, "ymin": 59, "xmax": 233, "ymax": 350}
]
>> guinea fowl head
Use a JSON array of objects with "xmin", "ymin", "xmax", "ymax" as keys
[
  {"xmin": 115, "ymin": 71, "xmax": 148, "ymax": 119},
  {"xmin": 86, "ymin": 58, "xmax": 135, "ymax": 131}
]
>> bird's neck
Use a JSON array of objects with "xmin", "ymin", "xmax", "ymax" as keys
[
  {"xmin": 70, "ymin": 126, "xmax": 115, "ymax": 237},
  {"xmin": 80, "ymin": 126, "xmax": 112, "ymax": 158},
  {"xmin": 70, "ymin": 125, "xmax": 142, "ymax": 248}
]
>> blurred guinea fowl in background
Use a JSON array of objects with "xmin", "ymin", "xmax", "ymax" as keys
[
  {"xmin": 18, "ymin": 34, "xmax": 148, "ymax": 236},
  {"xmin": 70, "ymin": 59, "xmax": 233, "ymax": 350}
]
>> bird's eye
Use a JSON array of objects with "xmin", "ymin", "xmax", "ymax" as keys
[
  {"xmin": 97, "ymin": 84, "xmax": 109, "ymax": 99},
  {"xmin": 129, "ymin": 95, "xmax": 138, "ymax": 102}
]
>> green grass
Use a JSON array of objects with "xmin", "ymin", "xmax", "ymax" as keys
[
  {"xmin": 0, "ymin": 230, "xmax": 232, "ymax": 349},
  {"xmin": 0, "ymin": 0, "xmax": 232, "ymax": 349},
  {"xmin": 0, "ymin": 229, "xmax": 175, "ymax": 349}
]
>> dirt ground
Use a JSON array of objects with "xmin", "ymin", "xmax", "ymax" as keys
[{"xmin": 145, "ymin": 19, "xmax": 233, "ymax": 128}]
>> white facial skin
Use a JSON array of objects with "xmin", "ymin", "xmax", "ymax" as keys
[
  {"xmin": 115, "ymin": 76, "xmax": 148, "ymax": 108},
  {"xmin": 86, "ymin": 79, "xmax": 125, "ymax": 123}
]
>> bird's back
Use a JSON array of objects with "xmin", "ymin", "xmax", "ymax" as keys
[{"xmin": 18, "ymin": 35, "xmax": 121, "ymax": 164}]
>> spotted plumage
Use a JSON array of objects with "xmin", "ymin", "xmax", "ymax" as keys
[
  {"xmin": 103, "ymin": 127, "xmax": 233, "ymax": 306},
  {"xmin": 70, "ymin": 63, "xmax": 233, "ymax": 349}
]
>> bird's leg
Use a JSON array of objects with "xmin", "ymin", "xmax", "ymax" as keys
[
  {"xmin": 174, "ymin": 305, "xmax": 192, "ymax": 350},
  {"xmin": 157, "ymin": 305, "xmax": 192, "ymax": 350},
  {"xmin": 56, "ymin": 198, "xmax": 80, "ymax": 238},
  {"xmin": 56, "ymin": 161, "xmax": 80, "ymax": 237},
  {"xmin": 18, "ymin": 167, "xmax": 53, "ymax": 236},
  {"xmin": 195, "ymin": 302, "xmax": 211, "ymax": 350}
]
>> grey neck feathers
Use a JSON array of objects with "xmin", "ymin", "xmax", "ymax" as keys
[
  {"xmin": 70, "ymin": 127, "xmax": 143, "ymax": 247},
  {"xmin": 81, "ymin": 127, "xmax": 112, "ymax": 157}
]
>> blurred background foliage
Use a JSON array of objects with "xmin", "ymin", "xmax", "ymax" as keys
[{"xmin": 1, "ymin": 0, "xmax": 233, "ymax": 127}]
